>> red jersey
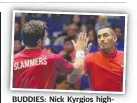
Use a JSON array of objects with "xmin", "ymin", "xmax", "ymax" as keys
[
  {"xmin": 13, "ymin": 48, "xmax": 74, "ymax": 89},
  {"xmin": 85, "ymin": 49, "xmax": 124, "ymax": 92}
]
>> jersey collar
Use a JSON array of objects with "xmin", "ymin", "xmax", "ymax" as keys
[
  {"xmin": 99, "ymin": 48, "xmax": 117, "ymax": 58},
  {"xmin": 23, "ymin": 48, "xmax": 41, "ymax": 52}
]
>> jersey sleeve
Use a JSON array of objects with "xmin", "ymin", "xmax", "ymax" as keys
[{"xmin": 54, "ymin": 55, "xmax": 74, "ymax": 74}]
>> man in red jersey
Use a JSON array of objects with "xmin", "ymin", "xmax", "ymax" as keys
[
  {"xmin": 13, "ymin": 20, "xmax": 89, "ymax": 89},
  {"xmin": 68, "ymin": 25, "xmax": 124, "ymax": 92}
]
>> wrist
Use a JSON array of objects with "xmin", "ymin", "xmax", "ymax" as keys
[{"xmin": 76, "ymin": 50, "xmax": 85, "ymax": 58}]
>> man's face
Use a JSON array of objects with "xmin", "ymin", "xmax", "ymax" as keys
[
  {"xmin": 114, "ymin": 28, "xmax": 122, "ymax": 38},
  {"xmin": 64, "ymin": 41, "xmax": 74, "ymax": 53},
  {"xmin": 97, "ymin": 28, "xmax": 117, "ymax": 50},
  {"xmin": 63, "ymin": 24, "xmax": 68, "ymax": 32},
  {"xmin": 98, "ymin": 16, "xmax": 107, "ymax": 25},
  {"xmin": 14, "ymin": 40, "xmax": 21, "ymax": 53},
  {"xmin": 67, "ymin": 24, "xmax": 78, "ymax": 37},
  {"xmin": 73, "ymin": 15, "xmax": 80, "ymax": 23},
  {"xmin": 15, "ymin": 23, "xmax": 20, "ymax": 34},
  {"xmin": 88, "ymin": 30, "xmax": 95, "ymax": 42},
  {"xmin": 87, "ymin": 24, "xmax": 94, "ymax": 30}
]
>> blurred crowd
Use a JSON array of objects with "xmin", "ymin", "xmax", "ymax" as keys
[{"xmin": 14, "ymin": 13, "xmax": 125, "ymax": 90}]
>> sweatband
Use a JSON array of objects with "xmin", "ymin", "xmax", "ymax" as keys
[{"xmin": 76, "ymin": 50, "xmax": 85, "ymax": 58}]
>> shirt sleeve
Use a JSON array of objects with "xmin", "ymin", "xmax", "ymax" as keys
[{"xmin": 54, "ymin": 55, "xmax": 74, "ymax": 74}]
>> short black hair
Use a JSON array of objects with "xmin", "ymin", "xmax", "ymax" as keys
[
  {"xmin": 112, "ymin": 24, "xmax": 123, "ymax": 33},
  {"xmin": 112, "ymin": 24, "xmax": 122, "ymax": 29},
  {"xmin": 22, "ymin": 20, "xmax": 47, "ymax": 47},
  {"xmin": 68, "ymin": 22, "xmax": 78, "ymax": 27},
  {"xmin": 14, "ymin": 35, "xmax": 22, "ymax": 42},
  {"xmin": 98, "ymin": 24, "xmax": 112, "ymax": 31},
  {"xmin": 75, "ymin": 22, "xmax": 82, "ymax": 28},
  {"xmin": 98, "ymin": 24, "xmax": 116, "ymax": 36},
  {"xmin": 63, "ymin": 37, "xmax": 73, "ymax": 44},
  {"xmin": 86, "ymin": 18, "xmax": 96, "ymax": 26},
  {"xmin": 63, "ymin": 54, "xmax": 72, "ymax": 62}
]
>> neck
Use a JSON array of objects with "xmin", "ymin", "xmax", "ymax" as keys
[
  {"xmin": 102, "ymin": 46, "xmax": 116, "ymax": 55},
  {"xmin": 25, "ymin": 46, "xmax": 41, "ymax": 50}
]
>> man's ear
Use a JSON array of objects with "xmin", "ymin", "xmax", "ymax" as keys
[{"xmin": 113, "ymin": 35, "xmax": 117, "ymax": 43}]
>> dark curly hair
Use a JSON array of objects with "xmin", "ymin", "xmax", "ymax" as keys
[{"xmin": 22, "ymin": 20, "xmax": 47, "ymax": 47}]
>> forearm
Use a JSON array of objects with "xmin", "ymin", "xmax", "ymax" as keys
[
  {"xmin": 67, "ymin": 32, "xmax": 89, "ymax": 84},
  {"xmin": 73, "ymin": 57, "xmax": 84, "ymax": 73},
  {"xmin": 73, "ymin": 49, "xmax": 85, "ymax": 74},
  {"xmin": 67, "ymin": 68, "xmax": 85, "ymax": 84},
  {"xmin": 67, "ymin": 51, "xmax": 85, "ymax": 84}
]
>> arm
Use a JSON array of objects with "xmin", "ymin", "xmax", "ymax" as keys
[
  {"xmin": 55, "ymin": 33, "xmax": 89, "ymax": 75},
  {"xmin": 67, "ymin": 43, "xmax": 92, "ymax": 84},
  {"xmin": 67, "ymin": 53, "xmax": 86, "ymax": 84},
  {"xmin": 67, "ymin": 56, "xmax": 87, "ymax": 84}
]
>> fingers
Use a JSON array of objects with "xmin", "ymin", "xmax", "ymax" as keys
[
  {"xmin": 78, "ymin": 32, "xmax": 87, "ymax": 42},
  {"xmin": 77, "ymin": 33, "xmax": 82, "ymax": 41},
  {"xmin": 84, "ymin": 37, "xmax": 89, "ymax": 53},
  {"xmin": 85, "ymin": 43, "xmax": 92, "ymax": 55},
  {"xmin": 80, "ymin": 32, "xmax": 85, "ymax": 41},
  {"xmin": 87, "ymin": 43, "xmax": 92, "ymax": 53},
  {"xmin": 74, "ymin": 32, "xmax": 89, "ymax": 51},
  {"xmin": 85, "ymin": 37, "xmax": 89, "ymax": 46},
  {"xmin": 83, "ymin": 33, "xmax": 87, "ymax": 42},
  {"xmin": 71, "ymin": 40, "xmax": 75, "ymax": 46},
  {"xmin": 78, "ymin": 32, "xmax": 89, "ymax": 47}
]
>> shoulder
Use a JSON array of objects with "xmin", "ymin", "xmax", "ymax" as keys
[
  {"xmin": 117, "ymin": 50, "xmax": 124, "ymax": 58},
  {"xmin": 41, "ymin": 51, "xmax": 64, "ymax": 61},
  {"xmin": 85, "ymin": 51, "xmax": 100, "ymax": 63},
  {"xmin": 14, "ymin": 51, "xmax": 25, "ymax": 62},
  {"xmin": 14, "ymin": 51, "xmax": 23, "ymax": 59},
  {"xmin": 117, "ymin": 50, "xmax": 124, "ymax": 55},
  {"xmin": 86, "ymin": 51, "xmax": 100, "ymax": 58},
  {"xmin": 41, "ymin": 51, "xmax": 57, "ymax": 58},
  {"xmin": 117, "ymin": 50, "xmax": 124, "ymax": 53}
]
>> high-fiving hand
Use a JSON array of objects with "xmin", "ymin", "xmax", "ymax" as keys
[{"xmin": 72, "ymin": 32, "xmax": 92, "ymax": 54}]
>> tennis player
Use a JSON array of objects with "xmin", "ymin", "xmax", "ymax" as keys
[
  {"xmin": 68, "ymin": 25, "xmax": 124, "ymax": 92},
  {"xmin": 13, "ymin": 20, "xmax": 89, "ymax": 89}
]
